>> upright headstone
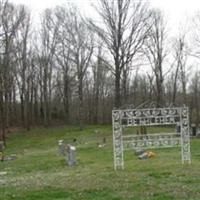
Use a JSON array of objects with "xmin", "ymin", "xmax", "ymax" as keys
[
  {"xmin": 67, "ymin": 144, "xmax": 76, "ymax": 166},
  {"xmin": 58, "ymin": 140, "xmax": 65, "ymax": 156}
]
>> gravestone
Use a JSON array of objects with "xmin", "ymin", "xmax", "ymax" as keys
[
  {"xmin": 135, "ymin": 149, "xmax": 145, "ymax": 156},
  {"xmin": 66, "ymin": 144, "xmax": 76, "ymax": 166},
  {"xmin": 58, "ymin": 140, "xmax": 65, "ymax": 156},
  {"xmin": 4, "ymin": 154, "xmax": 17, "ymax": 161}
]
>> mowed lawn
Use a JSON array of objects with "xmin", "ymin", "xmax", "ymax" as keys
[{"xmin": 0, "ymin": 125, "xmax": 200, "ymax": 200}]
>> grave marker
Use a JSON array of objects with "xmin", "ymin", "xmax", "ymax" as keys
[
  {"xmin": 67, "ymin": 145, "xmax": 76, "ymax": 166},
  {"xmin": 58, "ymin": 140, "xmax": 65, "ymax": 156}
]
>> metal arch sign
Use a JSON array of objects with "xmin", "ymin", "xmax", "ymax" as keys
[{"xmin": 112, "ymin": 107, "xmax": 191, "ymax": 170}]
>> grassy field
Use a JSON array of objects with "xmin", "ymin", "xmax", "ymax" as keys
[{"xmin": 0, "ymin": 125, "xmax": 200, "ymax": 200}]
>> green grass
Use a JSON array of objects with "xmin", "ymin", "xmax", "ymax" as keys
[{"xmin": 0, "ymin": 125, "xmax": 200, "ymax": 200}]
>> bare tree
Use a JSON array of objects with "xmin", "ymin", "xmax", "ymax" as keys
[
  {"xmin": 0, "ymin": 1, "xmax": 28, "ymax": 144},
  {"xmin": 92, "ymin": 45, "xmax": 102, "ymax": 124},
  {"xmin": 14, "ymin": 6, "xmax": 32, "ymax": 129},
  {"xmin": 91, "ymin": 43, "xmax": 112, "ymax": 124},
  {"xmin": 53, "ymin": 6, "xmax": 76, "ymax": 124},
  {"xmin": 56, "ymin": 5, "xmax": 94, "ymax": 129},
  {"xmin": 144, "ymin": 10, "xmax": 167, "ymax": 106},
  {"xmin": 38, "ymin": 8, "xmax": 60, "ymax": 127},
  {"xmin": 90, "ymin": 0, "xmax": 151, "ymax": 108},
  {"xmin": 190, "ymin": 71, "xmax": 200, "ymax": 126},
  {"xmin": 171, "ymin": 34, "xmax": 188, "ymax": 105},
  {"xmin": 72, "ymin": 19, "xmax": 94, "ymax": 130}
]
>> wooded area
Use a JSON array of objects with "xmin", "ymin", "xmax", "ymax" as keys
[{"xmin": 0, "ymin": 0, "xmax": 200, "ymax": 143}]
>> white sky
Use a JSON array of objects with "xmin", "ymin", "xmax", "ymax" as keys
[
  {"xmin": 9, "ymin": 0, "xmax": 200, "ymax": 15},
  {"xmin": 9, "ymin": 0, "xmax": 200, "ymax": 36}
]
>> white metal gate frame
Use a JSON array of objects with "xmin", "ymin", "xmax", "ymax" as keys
[{"xmin": 112, "ymin": 107, "xmax": 191, "ymax": 170}]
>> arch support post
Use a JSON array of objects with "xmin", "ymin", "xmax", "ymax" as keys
[
  {"xmin": 112, "ymin": 110, "xmax": 124, "ymax": 170},
  {"xmin": 180, "ymin": 107, "xmax": 191, "ymax": 164}
]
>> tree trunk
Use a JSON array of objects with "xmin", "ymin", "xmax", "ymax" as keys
[
  {"xmin": 78, "ymin": 75, "xmax": 84, "ymax": 130},
  {"xmin": 115, "ymin": 67, "xmax": 121, "ymax": 108},
  {"xmin": 63, "ymin": 74, "xmax": 69, "ymax": 123}
]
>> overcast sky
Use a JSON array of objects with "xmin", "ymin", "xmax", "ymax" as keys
[
  {"xmin": 8, "ymin": 0, "xmax": 200, "ymax": 34},
  {"xmin": 9, "ymin": 0, "xmax": 200, "ymax": 16}
]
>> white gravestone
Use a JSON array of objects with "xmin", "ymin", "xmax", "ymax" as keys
[
  {"xmin": 58, "ymin": 140, "xmax": 65, "ymax": 156},
  {"xmin": 67, "ymin": 145, "xmax": 76, "ymax": 166}
]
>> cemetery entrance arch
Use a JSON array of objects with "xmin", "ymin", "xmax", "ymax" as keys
[{"xmin": 112, "ymin": 107, "xmax": 191, "ymax": 170}]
